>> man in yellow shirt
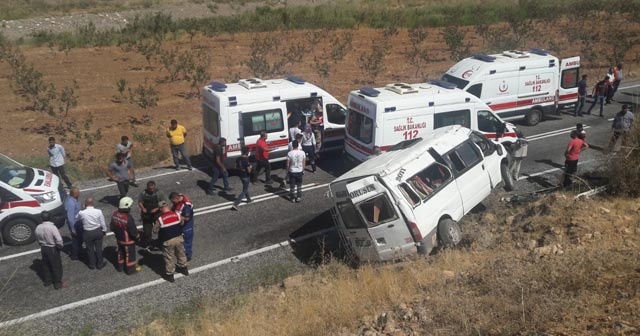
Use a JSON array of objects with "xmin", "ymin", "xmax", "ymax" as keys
[{"xmin": 166, "ymin": 119, "xmax": 193, "ymax": 171}]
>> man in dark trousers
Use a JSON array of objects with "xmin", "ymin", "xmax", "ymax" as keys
[
  {"xmin": 231, "ymin": 146, "xmax": 252, "ymax": 211},
  {"xmin": 64, "ymin": 187, "xmax": 82, "ymax": 260},
  {"xmin": 35, "ymin": 211, "xmax": 67, "ymax": 289},
  {"xmin": 111, "ymin": 196, "xmax": 142, "ymax": 274},
  {"xmin": 153, "ymin": 201, "xmax": 188, "ymax": 283},
  {"xmin": 170, "ymin": 192, "xmax": 195, "ymax": 261},
  {"xmin": 574, "ymin": 74, "xmax": 588, "ymax": 117},
  {"xmin": 253, "ymin": 131, "xmax": 273, "ymax": 184},
  {"xmin": 586, "ymin": 77, "xmax": 607, "ymax": 117},
  {"xmin": 76, "ymin": 197, "xmax": 108, "ymax": 270},
  {"xmin": 138, "ymin": 181, "xmax": 166, "ymax": 248},
  {"xmin": 107, "ymin": 153, "xmax": 134, "ymax": 199},
  {"xmin": 207, "ymin": 137, "xmax": 232, "ymax": 195},
  {"xmin": 563, "ymin": 130, "xmax": 589, "ymax": 188}
]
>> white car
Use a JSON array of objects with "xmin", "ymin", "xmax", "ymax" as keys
[{"xmin": 0, "ymin": 154, "xmax": 66, "ymax": 246}]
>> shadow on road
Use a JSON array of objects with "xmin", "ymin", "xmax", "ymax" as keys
[
  {"xmin": 98, "ymin": 195, "xmax": 120, "ymax": 207},
  {"xmin": 534, "ymin": 159, "xmax": 564, "ymax": 169},
  {"xmin": 138, "ymin": 249, "xmax": 165, "ymax": 276}
]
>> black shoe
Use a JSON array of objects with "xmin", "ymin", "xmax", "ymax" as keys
[
  {"xmin": 223, "ymin": 187, "xmax": 233, "ymax": 191},
  {"xmin": 265, "ymin": 180, "xmax": 274, "ymax": 185},
  {"xmin": 205, "ymin": 189, "xmax": 215, "ymax": 196},
  {"xmin": 165, "ymin": 274, "xmax": 175, "ymax": 283},
  {"xmin": 175, "ymin": 166, "xmax": 180, "ymax": 170},
  {"xmin": 43, "ymin": 282, "xmax": 52, "ymax": 287},
  {"xmin": 180, "ymin": 267, "xmax": 189, "ymax": 276},
  {"xmin": 54, "ymin": 281, "xmax": 68, "ymax": 290},
  {"xmin": 246, "ymin": 198, "xmax": 252, "ymax": 203},
  {"xmin": 97, "ymin": 261, "xmax": 108, "ymax": 270},
  {"xmin": 187, "ymin": 167, "xmax": 193, "ymax": 171},
  {"xmin": 129, "ymin": 181, "xmax": 139, "ymax": 187},
  {"xmin": 88, "ymin": 266, "xmax": 96, "ymax": 270}
]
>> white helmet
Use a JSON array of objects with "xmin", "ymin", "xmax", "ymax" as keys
[{"xmin": 119, "ymin": 196, "xmax": 134, "ymax": 210}]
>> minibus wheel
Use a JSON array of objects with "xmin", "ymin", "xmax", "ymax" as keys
[
  {"xmin": 501, "ymin": 162, "xmax": 515, "ymax": 191},
  {"xmin": 525, "ymin": 108, "xmax": 543, "ymax": 126},
  {"xmin": 2, "ymin": 218, "xmax": 37, "ymax": 246},
  {"xmin": 437, "ymin": 218, "xmax": 461, "ymax": 247}
]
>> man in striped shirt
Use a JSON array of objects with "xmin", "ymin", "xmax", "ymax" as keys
[
  {"xmin": 153, "ymin": 201, "xmax": 189, "ymax": 282},
  {"xmin": 35, "ymin": 211, "xmax": 67, "ymax": 289}
]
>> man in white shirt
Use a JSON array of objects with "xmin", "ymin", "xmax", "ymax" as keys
[
  {"xmin": 35, "ymin": 211, "xmax": 67, "ymax": 289},
  {"xmin": 115, "ymin": 135, "xmax": 138, "ymax": 187},
  {"xmin": 47, "ymin": 137, "xmax": 73, "ymax": 188},
  {"xmin": 286, "ymin": 140, "xmax": 306, "ymax": 203},
  {"xmin": 289, "ymin": 119, "xmax": 302, "ymax": 141},
  {"xmin": 77, "ymin": 197, "xmax": 108, "ymax": 270}
]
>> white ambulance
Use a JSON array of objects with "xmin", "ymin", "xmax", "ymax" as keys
[
  {"xmin": 201, "ymin": 76, "xmax": 347, "ymax": 165},
  {"xmin": 442, "ymin": 49, "xmax": 580, "ymax": 126},
  {"xmin": 0, "ymin": 153, "xmax": 66, "ymax": 246},
  {"xmin": 345, "ymin": 80, "xmax": 518, "ymax": 162},
  {"xmin": 330, "ymin": 125, "xmax": 509, "ymax": 262}
]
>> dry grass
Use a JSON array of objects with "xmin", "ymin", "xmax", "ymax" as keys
[{"xmin": 129, "ymin": 194, "xmax": 640, "ymax": 336}]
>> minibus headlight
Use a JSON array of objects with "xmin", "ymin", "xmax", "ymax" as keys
[{"xmin": 33, "ymin": 191, "xmax": 57, "ymax": 204}]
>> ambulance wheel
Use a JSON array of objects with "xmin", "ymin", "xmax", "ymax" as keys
[
  {"xmin": 525, "ymin": 108, "xmax": 543, "ymax": 126},
  {"xmin": 437, "ymin": 218, "xmax": 461, "ymax": 248},
  {"xmin": 2, "ymin": 218, "xmax": 37, "ymax": 246},
  {"xmin": 501, "ymin": 162, "xmax": 515, "ymax": 192}
]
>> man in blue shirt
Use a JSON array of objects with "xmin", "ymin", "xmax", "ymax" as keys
[
  {"xmin": 48, "ymin": 137, "xmax": 73, "ymax": 188},
  {"xmin": 64, "ymin": 187, "xmax": 82, "ymax": 260},
  {"xmin": 574, "ymin": 75, "xmax": 587, "ymax": 117},
  {"xmin": 170, "ymin": 192, "xmax": 195, "ymax": 261}
]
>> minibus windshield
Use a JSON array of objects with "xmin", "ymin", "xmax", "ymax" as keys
[
  {"xmin": 336, "ymin": 201, "xmax": 367, "ymax": 229},
  {"xmin": 0, "ymin": 154, "xmax": 32, "ymax": 188}
]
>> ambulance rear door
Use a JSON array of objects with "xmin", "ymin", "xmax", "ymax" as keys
[
  {"xmin": 322, "ymin": 96, "xmax": 347, "ymax": 151},
  {"xmin": 239, "ymin": 101, "xmax": 290, "ymax": 161},
  {"xmin": 558, "ymin": 56, "xmax": 580, "ymax": 111}
]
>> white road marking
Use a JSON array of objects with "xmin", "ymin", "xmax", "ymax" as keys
[
  {"xmin": 517, "ymin": 159, "xmax": 597, "ymax": 181},
  {"xmin": 618, "ymin": 84, "xmax": 640, "ymax": 90},
  {"xmin": 0, "ymin": 183, "xmax": 327, "ymax": 262},
  {"xmin": 79, "ymin": 166, "xmax": 208, "ymax": 192},
  {"xmin": 527, "ymin": 125, "xmax": 592, "ymax": 142}
]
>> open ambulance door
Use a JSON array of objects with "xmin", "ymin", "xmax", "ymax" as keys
[
  {"xmin": 342, "ymin": 176, "xmax": 416, "ymax": 261},
  {"xmin": 558, "ymin": 56, "xmax": 580, "ymax": 111}
]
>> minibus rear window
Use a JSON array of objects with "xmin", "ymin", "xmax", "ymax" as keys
[
  {"xmin": 358, "ymin": 194, "xmax": 397, "ymax": 228},
  {"xmin": 337, "ymin": 201, "xmax": 367, "ymax": 229}
]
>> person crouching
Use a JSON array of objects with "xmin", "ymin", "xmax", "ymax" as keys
[{"xmin": 153, "ymin": 200, "xmax": 189, "ymax": 282}]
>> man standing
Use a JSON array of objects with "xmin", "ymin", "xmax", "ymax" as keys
[
  {"xmin": 289, "ymin": 119, "xmax": 302, "ymax": 141},
  {"xmin": 64, "ymin": 187, "xmax": 82, "ymax": 260},
  {"xmin": 231, "ymin": 146, "xmax": 252, "ymax": 211},
  {"xmin": 170, "ymin": 192, "xmax": 194, "ymax": 261},
  {"xmin": 166, "ymin": 119, "xmax": 193, "ymax": 171},
  {"xmin": 138, "ymin": 181, "xmax": 166, "ymax": 248},
  {"xmin": 574, "ymin": 75, "xmax": 588, "ymax": 117},
  {"xmin": 611, "ymin": 63, "xmax": 624, "ymax": 100},
  {"xmin": 207, "ymin": 137, "xmax": 232, "ymax": 195},
  {"xmin": 253, "ymin": 131, "xmax": 273, "ymax": 184},
  {"xmin": 286, "ymin": 140, "xmax": 306, "ymax": 203},
  {"xmin": 107, "ymin": 153, "xmax": 134, "ymax": 199},
  {"xmin": 116, "ymin": 135, "xmax": 138, "ymax": 187},
  {"xmin": 111, "ymin": 197, "xmax": 142, "ymax": 274},
  {"xmin": 77, "ymin": 197, "xmax": 107, "ymax": 270},
  {"xmin": 586, "ymin": 77, "xmax": 607, "ymax": 117},
  {"xmin": 35, "ymin": 211, "xmax": 67, "ymax": 290},
  {"xmin": 563, "ymin": 130, "xmax": 588, "ymax": 188},
  {"xmin": 153, "ymin": 201, "xmax": 189, "ymax": 283},
  {"xmin": 609, "ymin": 104, "xmax": 635, "ymax": 153},
  {"xmin": 47, "ymin": 137, "xmax": 73, "ymax": 188}
]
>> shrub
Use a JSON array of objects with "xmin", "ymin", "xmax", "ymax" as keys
[
  {"xmin": 608, "ymin": 123, "xmax": 640, "ymax": 196},
  {"xmin": 442, "ymin": 25, "xmax": 471, "ymax": 62},
  {"xmin": 128, "ymin": 82, "xmax": 159, "ymax": 109}
]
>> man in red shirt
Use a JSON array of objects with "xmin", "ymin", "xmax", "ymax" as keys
[
  {"xmin": 253, "ymin": 131, "xmax": 273, "ymax": 185},
  {"xmin": 562, "ymin": 130, "xmax": 589, "ymax": 188}
]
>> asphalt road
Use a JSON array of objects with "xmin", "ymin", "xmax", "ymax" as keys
[{"xmin": 0, "ymin": 82, "xmax": 638, "ymax": 335}]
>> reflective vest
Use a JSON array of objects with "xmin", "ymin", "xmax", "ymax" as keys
[
  {"xmin": 157, "ymin": 211, "xmax": 182, "ymax": 242},
  {"xmin": 173, "ymin": 194, "xmax": 193, "ymax": 213}
]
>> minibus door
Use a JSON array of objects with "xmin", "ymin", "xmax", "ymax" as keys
[{"xmin": 346, "ymin": 176, "xmax": 416, "ymax": 261}]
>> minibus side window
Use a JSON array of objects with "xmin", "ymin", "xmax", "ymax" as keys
[
  {"xmin": 326, "ymin": 104, "xmax": 346, "ymax": 124},
  {"xmin": 469, "ymin": 131, "xmax": 496, "ymax": 157},
  {"xmin": 398, "ymin": 183, "xmax": 421, "ymax": 207},
  {"xmin": 434, "ymin": 110, "xmax": 471, "ymax": 129},
  {"xmin": 405, "ymin": 163, "xmax": 452, "ymax": 201},
  {"xmin": 358, "ymin": 194, "xmax": 397, "ymax": 228},
  {"xmin": 450, "ymin": 141, "xmax": 482, "ymax": 171},
  {"xmin": 337, "ymin": 201, "xmax": 367, "ymax": 229}
]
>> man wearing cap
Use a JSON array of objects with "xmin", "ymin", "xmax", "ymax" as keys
[
  {"xmin": 206, "ymin": 138, "xmax": 232, "ymax": 195},
  {"xmin": 111, "ymin": 196, "xmax": 142, "ymax": 274},
  {"xmin": 153, "ymin": 200, "xmax": 188, "ymax": 282},
  {"xmin": 170, "ymin": 192, "xmax": 195, "ymax": 261},
  {"xmin": 35, "ymin": 211, "xmax": 67, "ymax": 289}
]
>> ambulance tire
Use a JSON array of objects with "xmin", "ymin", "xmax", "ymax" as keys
[
  {"xmin": 437, "ymin": 218, "xmax": 461, "ymax": 248},
  {"xmin": 501, "ymin": 162, "xmax": 515, "ymax": 192},
  {"xmin": 525, "ymin": 108, "xmax": 543, "ymax": 126},
  {"xmin": 2, "ymin": 217, "xmax": 37, "ymax": 246}
]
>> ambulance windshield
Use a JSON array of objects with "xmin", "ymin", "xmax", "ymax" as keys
[
  {"xmin": 441, "ymin": 74, "xmax": 469, "ymax": 90},
  {"xmin": 0, "ymin": 154, "xmax": 31, "ymax": 188}
]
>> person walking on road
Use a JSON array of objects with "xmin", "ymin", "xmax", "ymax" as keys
[
  {"xmin": 47, "ymin": 137, "xmax": 73, "ymax": 188},
  {"xmin": 111, "ymin": 197, "xmax": 142, "ymax": 274},
  {"xmin": 286, "ymin": 140, "xmax": 306, "ymax": 203},
  {"xmin": 138, "ymin": 181, "xmax": 166, "ymax": 249},
  {"xmin": 231, "ymin": 146, "xmax": 252, "ymax": 211},
  {"xmin": 609, "ymin": 104, "xmax": 635, "ymax": 153},
  {"xmin": 166, "ymin": 119, "xmax": 193, "ymax": 171},
  {"xmin": 207, "ymin": 137, "xmax": 232, "ymax": 195},
  {"xmin": 107, "ymin": 153, "xmax": 134, "ymax": 200},
  {"xmin": 563, "ymin": 130, "xmax": 588, "ymax": 188},
  {"xmin": 116, "ymin": 135, "xmax": 138, "ymax": 187},
  {"xmin": 170, "ymin": 192, "xmax": 194, "ymax": 261},
  {"xmin": 153, "ymin": 201, "xmax": 189, "ymax": 283},
  {"xmin": 77, "ymin": 197, "xmax": 108, "ymax": 270},
  {"xmin": 253, "ymin": 131, "xmax": 273, "ymax": 185},
  {"xmin": 35, "ymin": 211, "xmax": 67, "ymax": 290},
  {"xmin": 586, "ymin": 77, "xmax": 607, "ymax": 117},
  {"xmin": 574, "ymin": 75, "xmax": 588, "ymax": 117},
  {"xmin": 64, "ymin": 187, "xmax": 82, "ymax": 260},
  {"xmin": 301, "ymin": 124, "xmax": 318, "ymax": 173}
]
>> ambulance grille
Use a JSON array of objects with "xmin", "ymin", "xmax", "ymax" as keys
[
  {"xmin": 385, "ymin": 83, "xmax": 418, "ymax": 95},
  {"xmin": 238, "ymin": 78, "xmax": 267, "ymax": 89},
  {"xmin": 502, "ymin": 50, "xmax": 530, "ymax": 58}
]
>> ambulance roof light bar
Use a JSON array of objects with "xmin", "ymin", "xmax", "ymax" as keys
[
  {"xmin": 530, "ymin": 48, "xmax": 550, "ymax": 56},
  {"xmin": 428, "ymin": 80, "xmax": 457, "ymax": 90},
  {"xmin": 286, "ymin": 75, "xmax": 306, "ymax": 85},
  {"xmin": 359, "ymin": 87, "xmax": 381, "ymax": 97},
  {"xmin": 239, "ymin": 78, "xmax": 267, "ymax": 90},
  {"xmin": 208, "ymin": 81, "xmax": 227, "ymax": 92},
  {"xmin": 472, "ymin": 54, "xmax": 496, "ymax": 62}
]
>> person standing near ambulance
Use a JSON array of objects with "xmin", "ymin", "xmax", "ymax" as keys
[
  {"xmin": 231, "ymin": 146, "xmax": 252, "ymax": 211},
  {"xmin": 166, "ymin": 119, "xmax": 193, "ymax": 171},
  {"xmin": 153, "ymin": 200, "xmax": 188, "ymax": 283},
  {"xmin": 47, "ymin": 137, "xmax": 73, "ymax": 189},
  {"xmin": 206, "ymin": 137, "xmax": 232, "ymax": 195},
  {"xmin": 110, "ymin": 197, "xmax": 142, "ymax": 274},
  {"xmin": 170, "ymin": 192, "xmax": 194, "ymax": 261},
  {"xmin": 286, "ymin": 140, "xmax": 306, "ymax": 203},
  {"xmin": 253, "ymin": 131, "xmax": 273, "ymax": 185},
  {"xmin": 35, "ymin": 211, "xmax": 67, "ymax": 289},
  {"xmin": 587, "ymin": 77, "xmax": 607, "ymax": 117},
  {"xmin": 64, "ymin": 187, "xmax": 83, "ymax": 260},
  {"xmin": 574, "ymin": 75, "xmax": 588, "ymax": 117},
  {"xmin": 76, "ymin": 197, "xmax": 107, "ymax": 270}
]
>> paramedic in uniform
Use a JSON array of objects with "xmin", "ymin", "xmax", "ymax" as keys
[
  {"xmin": 170, "ymin": 192, "xmax": 195, "ymax": 261},
  {"xmin": 110, "ymin": 197, "xmax": 142, "ymax": 274},
  {"xmin": 153, "ymin": 200, "xmax": 189, "ymax": 283}
]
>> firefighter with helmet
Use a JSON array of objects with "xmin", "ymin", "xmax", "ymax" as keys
[{"xmin": 110, "ymin": 196, "xmax": 142, "ymax": 274}]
